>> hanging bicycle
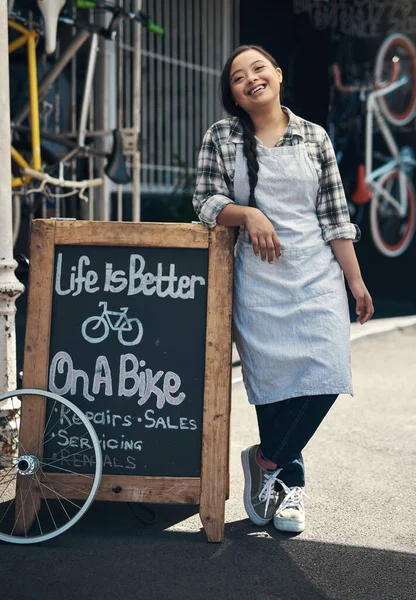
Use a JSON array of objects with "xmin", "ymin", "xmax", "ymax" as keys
[
  {"xmin": 9, "ymin": 0, "xmax": 164, "ymax": 246},
  {"xmin": 331, "ymin": 33, "xmax": 416, "ymax": 257}
]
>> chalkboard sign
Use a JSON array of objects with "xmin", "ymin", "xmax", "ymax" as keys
[
  {"xmin": 45, "ymin": 244, "xmax": 208, "ymax": 477},
  {"xmin": 21, "ymin": 220, "xmax": 234, "ymax": 542}
]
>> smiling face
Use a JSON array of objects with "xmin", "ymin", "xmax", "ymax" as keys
[{"xmin": 229, "ymin": 49, "xmax": 283, "ymax": 115}]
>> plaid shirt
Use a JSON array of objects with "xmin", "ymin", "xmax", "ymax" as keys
[{"xmin": 192, "ymin": 107, "xmax": 360, "ymax": 243}]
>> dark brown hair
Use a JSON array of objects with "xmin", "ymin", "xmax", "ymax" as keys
[{"xmin": 220, "ymin": 45, "xmax": 282, "ymax": 207}]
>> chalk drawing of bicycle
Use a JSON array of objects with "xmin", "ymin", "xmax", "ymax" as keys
[{"xmin": 81, "ymin": 302, "xmax": 143, "ymax": 346}]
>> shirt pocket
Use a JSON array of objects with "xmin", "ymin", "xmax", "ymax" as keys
[
  {"xmin": 303, "ymin": 143, "xmax": 322, "ymax": 188},
  {"xmin": 219, "ymin": 144, "xmax": 236, "ymax": 184}
]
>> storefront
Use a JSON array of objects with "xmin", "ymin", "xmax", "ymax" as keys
[{"xmin": 240, "ymin": 0, "xmax": 416, "ymax": 313}]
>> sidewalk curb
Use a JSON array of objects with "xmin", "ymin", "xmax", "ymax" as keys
[{"xmin": 350, "ymin": 315, "xmax": 416, "ymax": 342}]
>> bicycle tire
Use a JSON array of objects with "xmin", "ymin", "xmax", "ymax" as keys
[
  {"xmin": 374, "ymin": 33, "xmax": 416, "ymax": 126},
  {"xmin": 0, "ymin": 389, "xmax": 102, "ymax": 544},
  {"xmin": 81, "ymin": 316, "xmax": 109, "ymax": 344},
  {"xmin": 370, "ymin": 170, "xmax": 416, "ymax": 257},
  {"xmin": 118, "ymin": 318, "xmax": 144, "ymax": 346}
]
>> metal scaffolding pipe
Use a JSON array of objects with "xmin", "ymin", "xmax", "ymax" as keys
[{"xmin": 132, "ymin": 0, "xmax": 142, "ymax": 222}]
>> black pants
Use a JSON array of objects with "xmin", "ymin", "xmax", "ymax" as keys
[{"xmin": 255, "ymin": 394, "xmax": 338, "ymax": 488}]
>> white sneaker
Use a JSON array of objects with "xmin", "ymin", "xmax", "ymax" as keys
[{"xmin": 273, "ymin": 486, "xmax": 306, "ymax": 533}]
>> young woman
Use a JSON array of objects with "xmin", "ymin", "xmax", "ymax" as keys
[{"xmin": 192, "ymin": 45, "xmax": 374, "ymax": 533}]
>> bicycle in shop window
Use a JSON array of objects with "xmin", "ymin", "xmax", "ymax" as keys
[
  {"xmin": 329, "ymin": 33, "xmax": 416, "ymax": 258},
  {"xmin": 9, "ymin": 0, "xmax": 164, "ymax": 246}
]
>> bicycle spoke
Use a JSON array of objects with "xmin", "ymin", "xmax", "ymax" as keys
[
  {"xmin": 40, "ymin": 461, "xmax": 95, "ymax": 480},
  {"xmin": 0, "ymin": 473, "xmax": 17, "ymax": 502},
  {"xmin": 0, "ymin": 449, "xmax": 18, "ymax": 466},
  {"xmin": 40, "ymin": 409, "xmax": 79, "ymax": 448},
  {"xmin": 17, "ymin": 441, "xmax": 29, "ymax": 457},
  {"xmin": 0, "ymin": 412, "xmax": 20, "ymax": 444},
  {"xmin": 34, "ymin": 470, "xmax": 58, "ymax": 532},
  {"xmin": 38, "ymin": 480, "xmax": 82, "ymax": 511},
  {"xmin": 41, "ymin": 447, "xmax": 96, "ymax": 469},
  {"xmin": 29, "ymin": 485, "xmax": 43, "ymax": 537},
  {"xmin": 39, "ymin": 476, "xmax": 91, "ymax": 497},
  {"xmin": 10, "ymin": 476, "xmax": 36, "ymax": 535},
  {"xmin": 0, "ymin": 464, "xmax": 16, "ymax": 478},
  {"xmin": 0, "ymin": 475, "xmax": 17, "ymax": 490},
  {"xmin": 33, "ymin": 399, "xmax": 58, "ymax": 454},
  {"xmin": 38, "ymin": 471, "xmax": 71, "ymax": 521},
  {"xmin": 0, "ymin": 427, "xmax": 20, "ymax": 451},
  {"xmin": 18, "ymin": 488, "xmax": 27, "ymax": 537},
  {"xmin": 0, "ymin": 492, "xmax": 16, "ymax": 526},
  {"xmin": 41, "ymin": 418, "xmax": 92, "ymax": 450}
]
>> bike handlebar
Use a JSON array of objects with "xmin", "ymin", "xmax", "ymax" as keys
[
  {"xmin": 23, "ymin": 167, "xmax": 103, "ymax": 188},
  {"xmin": 74, "ymin": 1, "xmax": 164, "ymax": 35},
  {"xmin": 332, "ymin": 60, "xmax": 400, "ymax": 93},
  {"xmin": 10, "ymin": 0, "xmax": 164, "ymax": 47}
]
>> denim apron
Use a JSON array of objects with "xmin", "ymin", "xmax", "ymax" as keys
[{"xmin": 233, "ymin": 139, "xmax": 353, "ymax": 405}]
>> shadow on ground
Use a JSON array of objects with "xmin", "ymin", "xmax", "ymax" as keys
[{"xmin": 1, "ymin": 502, "xmax": 414, "ymax": 600}]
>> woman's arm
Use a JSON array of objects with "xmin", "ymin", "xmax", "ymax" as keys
[
  {"xmin": 330, "ymin": 238, "xmax": 374, "ymax": 324},
  {"xmin": 192, "ymin": 126, "xmax": 235, "ymax": 227},
  {"xmin": 316, "ymin": 130, "xmax": 360, "ymax": 243},
  {"xmin": 218, "ymin": 204, "xmax": 281, "ymax": 263},
  {"xmin": 316, "ymin": 130, "xmax": 374, "ymax": 324},
  {"xmin": 193, "ymin": 125, "xmax": 280, "ymax": 262}
]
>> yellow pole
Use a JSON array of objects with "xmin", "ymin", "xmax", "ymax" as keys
[
  {"xmin": 8, "ymin": 34, "xmax": 27, "ymax": 54},
  {"xmin": 11, "ymin": 146, "xmax": 32, "ymax": 187},
  {"xmin": 8, "ymin": 19, "xmax": 31, "ymax": 36},
  {"xmin": 26, "ymin": 31, "xmax": 41, "ymax": 172}
]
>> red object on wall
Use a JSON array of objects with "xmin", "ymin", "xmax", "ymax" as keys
[{"xmin": 352, "ymin": 165, "xmax": 373, "ymax": 204}]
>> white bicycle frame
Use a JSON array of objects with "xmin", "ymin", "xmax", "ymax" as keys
[
  {"xmin": 22, "ymin": 167, "xmax": 103, "ymax": 202},
  {"xmin": 97, "ymin": 302, "xmax": 131, "ymax": 331},
  {"xmin": 365, "ymin": 75, "xmax": 416, "ymax": 218}
]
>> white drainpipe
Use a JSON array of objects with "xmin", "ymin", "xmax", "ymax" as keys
[{"xmin": 0, "ymin": 0, "xmax": 25, "ymax": 395}]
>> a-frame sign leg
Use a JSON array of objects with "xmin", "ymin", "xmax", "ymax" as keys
[
  {"xmin": 17, "ymin": 221, "xmax": 56, "ymax": 535},
  {"xmin": 199, "ymin": 227, "xmax": 233, "ymax": 542}
]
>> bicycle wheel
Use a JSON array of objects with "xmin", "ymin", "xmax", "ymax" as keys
[
  {"xmin": 118, "ymin": 318, "xmax": 143, "ymax": 346},
  {"xmin": 81, "ymin": 316, "xmax": 109, "ymax": 344},
  {"xmin": 0, "ymin": 389, "xmax": 102, "ymax": 544},
  {"xmin": 374, "ymin": 34, "xmax": 416, "ymax": 126},
  {"xmin": 370, "ymin": 170, "xmax": 416, "ymax": 257}
]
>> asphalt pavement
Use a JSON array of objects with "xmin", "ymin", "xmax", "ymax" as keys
[{"xmin": 1, "ymin": 318, "xmax": 415, "ymax": 600}]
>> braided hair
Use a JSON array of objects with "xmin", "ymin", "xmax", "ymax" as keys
[{"xmin": 220, "ymin": 45, "xmax": 283, "ymax": 208}]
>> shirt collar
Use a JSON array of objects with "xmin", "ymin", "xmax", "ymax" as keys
[{"xmin": 227, "ymin": 106, "xmax": 304, "ymax": 144}]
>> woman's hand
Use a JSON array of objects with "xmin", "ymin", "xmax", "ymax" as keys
[
  {"xmin": 245, "ymin": 208, "xmax": 281, "ymax": 263},
  {"xmin": 348, "ymin": 279, "xmax": 374, "ymax": 324}
]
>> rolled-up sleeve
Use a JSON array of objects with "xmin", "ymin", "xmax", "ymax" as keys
[
  {"xmin": 317, "ymin": 130, "xmax": 361, "ymax": 243},
  {"xmin": 192, "ymin": 127, "xmax": 234, "ymax": 228}
]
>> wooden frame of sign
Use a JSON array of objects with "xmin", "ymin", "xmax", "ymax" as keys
[{"xmin": 20, "ymin": 220, "xmax": 234, "ymax": 542}]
